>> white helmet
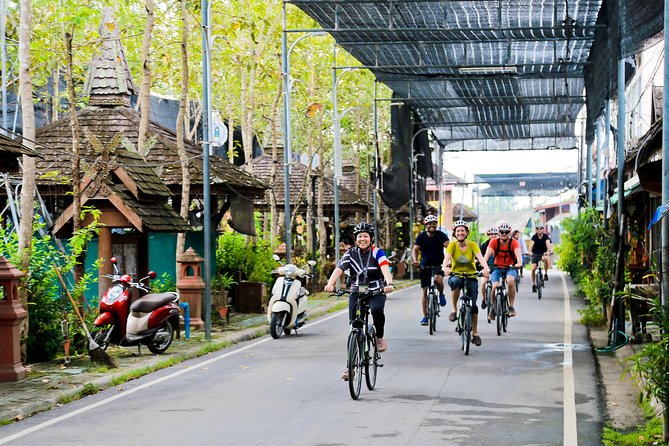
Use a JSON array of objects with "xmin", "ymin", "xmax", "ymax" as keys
[
  {"xmin": 498, "ymin": 221, "xmax": 512, "ymax": 232},
  {"xmin": 453, "ymin": 220, "xmax": 469, "ymax": 231},
  {"xmin": 423, "ymin": 214, "xmax": 438, "ymax": 224}
]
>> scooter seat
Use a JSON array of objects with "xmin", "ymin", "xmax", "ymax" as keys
[{"xmin": 130, "ymin": 293, "xmax": 176, "ymax": 312}]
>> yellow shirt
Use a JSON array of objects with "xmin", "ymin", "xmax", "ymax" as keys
[{"xmin": 446, "ymin": 240, "xmax": 480, "ymax": 274}]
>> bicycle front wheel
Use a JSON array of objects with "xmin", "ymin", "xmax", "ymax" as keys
[
  {"xmin": 464, "ymin": 306, "xmax": 472, "ymax": 355},
  {"xmin": 365, "ymin": 324, "xmax": 378, "ymax": 390},
  {"xmin": 502, "ymin": 293, "xmax": 509, "ymax": 333},
  {"xmin": 428, "ymin": 289, "xmax": 437, "ymax": 335},
  {"xmin": 347, "ymin": 333, "xmax": 363, "ymax": 400},
  {"xmin": 496, "ymin": 291, "xmax": 503, "ymax": 336},
  {"xmin": 536, "ymin": 272, "xmax": 543, "ymax": 300}
]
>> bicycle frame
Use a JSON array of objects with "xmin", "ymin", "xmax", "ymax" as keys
[
  {"xmin": 451, "ymin": 272, "xmax": 479, "ymax": 356},
  {"xmin": 422, "ymin": 266, "xmax": 442, "ymax": 335},
  {"xmin": 494, "ymin": 268, "xmax": 511, "ymax": 336}
]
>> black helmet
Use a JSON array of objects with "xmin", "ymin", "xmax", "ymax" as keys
[{"xmin": 353, "ymin": 222, "xmax": 374, "ymax": 239}]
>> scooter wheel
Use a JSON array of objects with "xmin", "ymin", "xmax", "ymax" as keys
[
  {"xmin": 91, "ymin": 326, "xmax": 112, "ymax": 351},
  {"xmin": 147, "ymin": 322, "xmax": 174, "ymax": 354}
]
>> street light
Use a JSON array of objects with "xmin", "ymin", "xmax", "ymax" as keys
[
  {"xmin": 332, "ymin": 55, "xmax": 364, "ymax": 265},
  {"xmin": 281, "ymin": 4, "xmax": 326, "ymax": 263},
  {"xmin": 408, "ymin": 127, "xmax": 430, "ymax": 280}
]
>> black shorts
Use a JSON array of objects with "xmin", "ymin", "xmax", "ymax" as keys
[
  {"xmin": 531, "ymin": 253, "xmax": 546, "ymax": 264},
  {"xmin": 420, "ymin": 267, "xmax": 444, "ymax": 288}
]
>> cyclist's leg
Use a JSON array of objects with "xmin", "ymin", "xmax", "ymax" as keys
[
  {"xmin": 447, "ymin": 275, "xmax": 462, "ymax": 321},
  {"xmin": 434, "ymin": 272, "xmax": 447, "ymax": 306},
  {"xmin": 419, "ymin": 269, "xmax": 430, "ymax": 321},
  {"xmin": 543, "ymin": 253, "xmax": 551, "ymax": 276},
  {"xmin": 507, "ymin": 269, "xmax": 518, "ymax": 316},
  {"xmin": 489, "ymin": 268, "xmax": 501, "ymax": 318},
  {"xmin": 369, "ymin": 293, "xmax": 387, "ymax": 351},
  {"xmin": 468, "ymin": 279, "xmax": 481, "ymax": 339},
  {"xmin": 531, "ymin": 258, "xmax": 538, "ymax": 285}
]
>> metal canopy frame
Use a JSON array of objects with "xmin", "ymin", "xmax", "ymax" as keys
[
  {"xmin": 286, "ymin": 0, "xmax": 602, "ymax": 151},
  {"xmin": 474, "ymin": 172, "xmax": 578, "ymax": 197}
]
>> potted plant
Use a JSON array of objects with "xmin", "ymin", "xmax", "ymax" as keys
[{"xmin": 211, "ymin": 273, "xmax": 236, "ymax": 321}]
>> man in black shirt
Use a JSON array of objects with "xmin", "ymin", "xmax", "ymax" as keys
[{"xmin": 530, "ymin": 224, "xmax": 552, "ymax": 292}]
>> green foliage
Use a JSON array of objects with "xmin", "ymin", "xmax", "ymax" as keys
[
  {"xmin": 0, "ymin": 209, "xmax": 100, "ymax": 362},
  {"xmin": 150, "ymin": 273, "xmax": 176, "ymax": 293},
  {"xmin": 626, "ymin": 298, "xmax": 669, "ymax": 407},
  {"xmin": 211, "ymin": 272, "xmax": 237, "ymax": 292},
  {"xmin": 216, "ymin": 231, "xmax": 276, "ymax": 285},
  {"xmin": 577, "ymin": 304, "xmax": 606, "ymax": 327},
  {"xmin": 602, "ymin": 398, "xmax": 663, "ymax": 445}
]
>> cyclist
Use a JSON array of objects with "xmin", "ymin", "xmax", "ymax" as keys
[
  {"xmin": 443, "ymin": 220, "xmax": 489, "ymax": 346},
  {"xmin": 483, "ymin": 221, "xmax": 522, "ymax": 318},
  {"xmin": 324, "ymin": 222, "xmax": 394, "ymax": 380},
  {"xmin": 530, "ymin": 223, "xmax": 552, "ymax": 292},
  {"xmin": 512, "ymin": 229, "xmax": 528, "ymax": 279},
  {"xmin": 478, "ymin": 226, "xmax": 497, "ymax": 302},
  {"xmin": 412, "ymin": 214, "xmax": 450, "ymax": 326}
]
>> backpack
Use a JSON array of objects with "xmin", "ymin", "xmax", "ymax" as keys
[{"xmin": 492, "ymin": 238, "xmax": 517, "ymax": 266}]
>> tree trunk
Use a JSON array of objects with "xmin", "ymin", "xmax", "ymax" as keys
[
  {"xmin": 175, "ymin": 0, "xmax": 191, "ymax": 258},
  {"xmin": 18, "ymin": 0, "xmax": 36, "ymax": 363},
  {"xmin": 65, "ymin": 30, "xmax": 84, "ymax": 292},
  {"xmin": 51, "ymin": 66, "xmax": 59, "ymax": 123},
  {"xmin": 267, "ymin": 83, "xmax": 282, "ymax": 248},
  {"xmin": 137, "ymin": 0, "xmax": 154, "ymax": 153}
]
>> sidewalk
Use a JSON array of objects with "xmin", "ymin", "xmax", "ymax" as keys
[
  {"xmin": 0, "ymin": 288, "xmax": 653, "ymax": 433},
  {"xmin": 0, "ymin": 295, "xmax": 346, "ymax": 424}
]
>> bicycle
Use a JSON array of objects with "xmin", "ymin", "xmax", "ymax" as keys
[
  {"xmin": 451, "ymin": 272, "xmax": 481, "ymax": 355},
  {"xmin": 533, "ymin": 252, "xmax": 549, "ymax": 300},
  {"xmin": 483, "ymin": 279, "xmax": 493, "ymax": 324},
  {"xmin": 491, "ymin": 267, "xmax": 512, "ymax": 336},
  {"xmin": 422, "ymin": 266, "xmax": 442, "ymax": 335},
  {"xmin": 333, "ymin": 289, "xmax": 384, "ymax": 400}
]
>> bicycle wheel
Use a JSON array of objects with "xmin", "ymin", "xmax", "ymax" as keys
[
  {"xmin": 347, "ymin": 332, "xmax": 363, "ymax": 400},
  {"xmin": 486, "ymin": 287, "xmax": 493, "ymax": 324},
  {"xmin": 365, "ymin": 324, "xmax": 378, "ymax": 390},
  {"xmin": 502, "ymin": 293, "xmax": 509, "ymax": 333},
  {"xmin": 428, "ymin": 289, "xmax": 437, "ymax": 335},
  {"xmin": 464, "ymin": 306, "xmax": 472, "ymax": 356},
  {"xmin": 536, "ymin": 271, "xmax": 543, "ymax": 300},
  {"xmin": 496, "ymin": 291, "xmax": 503, "ymax": 336}
]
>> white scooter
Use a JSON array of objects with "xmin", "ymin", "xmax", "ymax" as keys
[{"xmin": 267, "ymin": 254, "xmax": 317, "ymax": 339}]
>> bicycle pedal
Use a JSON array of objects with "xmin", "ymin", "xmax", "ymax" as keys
[{"xmin": 378, "ymin": 363, "xmax": 384, "ymax": 367}]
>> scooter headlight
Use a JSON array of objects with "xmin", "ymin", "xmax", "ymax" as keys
[
  {"xmin": 105, "ymin": 284, "xmax": 124, "ymax": 304},
  {"xmin": 284, "ymin": 265, "xmax": 296, "ymax": 276}
]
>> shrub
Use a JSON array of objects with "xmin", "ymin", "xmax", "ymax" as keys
[{"xmin": 216, "ymin": 231, "xmax": 276, "ymax": 286}]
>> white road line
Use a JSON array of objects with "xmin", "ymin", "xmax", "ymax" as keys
[
  {"xmin": 0, "ymin": 310, "xmax": 346, "ymax": 444},
  {"xmin": 562, "ymin": 273, "xmax": 578, "ymax": 445}
]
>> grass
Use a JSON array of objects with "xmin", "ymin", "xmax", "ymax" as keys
[{"xmin": 602, "ymin": 398, "xmax": 663, "ymax": 445}]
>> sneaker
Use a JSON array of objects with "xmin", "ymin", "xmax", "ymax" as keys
[
  {"xmin": 509, "ymin": 306, "xmax": 516, "ymax": 317},
  {"xmin": 480, "ymin": 298, "xmax": 487, "ymax": 310},
  {"xmin": 532, "ymin": 285, "xmax": 537, "ymax": 293},
  {"xmin": 439, "ymin": 293, "xmax": 447, "ymax": 307},
  {"xmin": 376, "ymin": 338, "xmax": 388, "ymax": 352},
  {"xmin": 488, "ymin": 310, "xmax": 496, "ymax": 321},
  {"xmin": 544, "ymin": 274, "xmax": 549, "ymax": 281},
  {"xmin": 472, "ymin": 335, "xmax": 482, "ymax": 346},
  {"xmin": 341, "ymin": 369, "xmax": 349, "ymax": 381},
  {"xmin": 420, "ymin": 316, "xmax": 428, "ymax": 326},
  {"xmin": 448, "ymin": 312, "xmax": 457, "ymax": 322}
]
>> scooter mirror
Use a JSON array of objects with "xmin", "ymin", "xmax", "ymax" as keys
[
  {"xmin": 148, "ymin": 271, "xmax": 157, "ymax": 280},
  {"xmin": 110, "ymin": 257, "xmax": 117, "ymax": 264},
  {"xmin": 307, "ymin": 260, "xmax": 317, "ymax": 267},
  {"xmin": 272, "ymin": 254, "xmax": 280, "ymax": 261}
]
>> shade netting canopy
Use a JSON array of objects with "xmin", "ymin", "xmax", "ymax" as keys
[
  {"xmin": 289, "ymin": 0, "xmax": 664, "ymax": 149},
  {"xmin": 475, "ymin": 172, "xmax": 578, "ymax": 197}
]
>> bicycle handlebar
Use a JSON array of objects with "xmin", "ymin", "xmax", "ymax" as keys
[{"xmin": 330, "ymin": 288, "xmax": 385, "ymax": 298}]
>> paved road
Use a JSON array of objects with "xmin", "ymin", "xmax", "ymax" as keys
[{"xmin": 0, "ymin": 271, "xmax": 600, "ymax": 445}]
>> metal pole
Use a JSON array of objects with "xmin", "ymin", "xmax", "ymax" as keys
[
  {"xmin": 615, "ymin": 53, "xmax": 626, "ymax": 346},
  {"xmin": 595, "ymin": 118, "xmax": 602, "ymax": 205},
  {"xmin": 1, "ymin": 0, "xmax": 7, "ymax": 129},
  {"xmin": 586, "ymin": 140, "xmax": 593, "ymax": 206},
  {"xmin": 333, "ymin": 45, "xmax": 341, "ymax": 265},
  {"xmin": 201, "ymin": 0, "xmax": 212, "ymax": 340},
  {"xmin": 578, "ymin": 119, "xmax": 584, "ymax": 211},
  {"xmin": 661, "ymin": 0, "xmax": 669, "ymax": 439},
  {"xmin": 409, "ymin": 150, "xmax": 414, "ymax": 280},
  {"xmin": 604, "ymin": 99, "xmax": 611, "ymax": 229},
  {"xmin": 373, "ymin": 82, "xmax": 379, "ymax": 240},
  {"xmin": 281, "ymin": 5, "xmax": 292, "ymax": 263}
]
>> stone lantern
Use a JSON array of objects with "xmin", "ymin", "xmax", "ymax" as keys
[
  {"xmin": 0, "ymin": 256, "xmax": 27, "ymax": 381},
  {"xmin": 176, "ymin": 247, "xmax": 205, "ymax": 329}
]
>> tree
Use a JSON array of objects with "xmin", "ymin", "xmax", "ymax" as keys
[
  {"xmin": 18, "ymin": 0, "xmax": 36, "ymax": 362},
  {"xmin": 175, "ymin": 0, "xmax": 191, "ymax": 257},
  {"xmin": 136, "ymin": 0, "xmax": 154, "ymax": 152}
]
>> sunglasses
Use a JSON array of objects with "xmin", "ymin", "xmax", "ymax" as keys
[{"xmin": 499, "ymin": 230, "xmax": 510, "ymax": 235}]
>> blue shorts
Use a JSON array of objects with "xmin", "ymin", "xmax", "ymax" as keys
[
  {"xmin": 447, "ymin": 276, "xmax": 479, "ymax": 306},
  {"xmin": 491, "ymin": 267, "xmax": 518, "ymax": 285}
]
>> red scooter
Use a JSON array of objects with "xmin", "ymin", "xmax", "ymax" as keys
[{"xmin": 92, "ymin": 257, "xmax": 181, "ymax": 354}]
